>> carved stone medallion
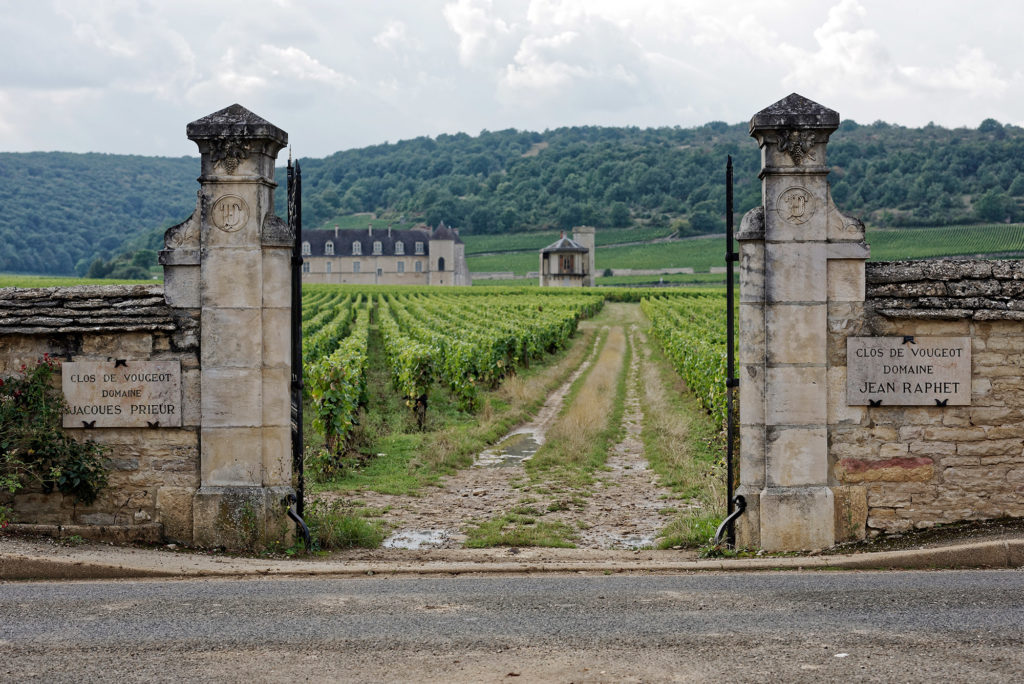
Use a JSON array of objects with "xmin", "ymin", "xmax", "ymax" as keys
[
  {"xmin": 777, "ymin": 187, "xmax": 816, "ymax": 225},
  {"xmin": 211, "ymin": 194, "xmax": 249, "ymax": 232}
]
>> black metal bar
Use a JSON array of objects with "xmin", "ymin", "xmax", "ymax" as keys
[
  {"xmin": 713, "ymin": 495, "xmax": 746, "ymax": 546},
  {"xmin": 288, "ymin": 157, "xmax": 305, "ymax": 518},
  {"xmin": 286, "ymin": 493, "xmax": 312, "ymax": 550},
  {"xmin": 725, "ymin": 155, "xmax": 737, "ymax": 547}
]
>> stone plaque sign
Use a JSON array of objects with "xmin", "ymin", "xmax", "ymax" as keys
[
  {"xmin": 62, "ymin": 360, "xmax": 181, "ymax": 428},
  {"xmin": 847, "ymin": 337, "xmax": 971, "ymax": 406}
]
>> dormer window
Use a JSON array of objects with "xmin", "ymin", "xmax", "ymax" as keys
[
  {"xmin": 373, "ymin": 241, "xmax": 382, "ymax": 255},
  {"xmin": 325, "ymin": 241, "xmax": 334, "ymax": 255},
  {"xmin": 301, "ymin": 241, "xmax": 310, "ymax": 256},
  {"xmin": 352, "ymin": 241, "xmax": 362, "ymax": 256},
  {"xmin": 395, "ymin": 241, "xmax": 405, "ymax": 255},
  {"xmin": 414, "ymin": 241, "xmax": 425, "ymax": 255}
]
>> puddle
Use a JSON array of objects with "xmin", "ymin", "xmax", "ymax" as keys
[
  {"xmin": 475, "ymin": 431, "xmax": 541, "ymax": 467},
  {"xmin": 381, "ymin": 529, "xmax": 450, "ymax": 549}
]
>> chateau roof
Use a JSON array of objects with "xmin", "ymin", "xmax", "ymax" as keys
[
  {"xmin": 303, "ymin": 227, "xmax": 432, "ymax": 257},
  {"xmin": 541, "ymin": 235, "xmax": 588, "ymax": 254}
]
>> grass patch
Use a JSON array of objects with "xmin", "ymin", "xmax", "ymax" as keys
[
  {"xmin": 637, "ymin": 322, "xmax": 726, "ymax": 548},
  {"xmin": 464, "ymin": 513, "xmax": 578, "ymax": 548},
  {"xmin": 466, "ymin": 236, "xmax": 729, "ymax": 275},
  {"xmin": 0, "ymin": 273, "xmax": 156, "ymax": 287},
  {"xmin": 303, "ymin": 498, "xmax": 386, "ymax": 550}
]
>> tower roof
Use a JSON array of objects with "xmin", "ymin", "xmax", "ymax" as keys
[
  {"xmin": 541, "ymin": 235, "xmax": 588, "ymax": 254},
  {"xmin": 432, "ymin": 221, "xmax": 461, "ymax": 242}
]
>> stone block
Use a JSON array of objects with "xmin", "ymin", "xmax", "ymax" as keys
[
  {"xmin": 739, "ymin": 364, "xmax": 765, "ymax": 426},
  {"xmin": 830, "ymin": 440, "xmax": 877, "ymax": 459},
  {"xmin": 201, "ymin": 368, "xmax": 261, "ymax": 427},
  {"xmin": 156, "ymin": 486, "xmax": 195, "ymax": 543},
  {"xmin": 879, "ymin": 442, "xmax": 910, "ymax": 459},
  {"xmin": 866, "ymin": 484, "xmax": 915, "ymax": 508},
  {"xmin": 765, "ymin": 366, "xmax": 826, "ymax": 425},
  {"xmin": 832, "ymin": 485, "xmax": 867, "ymax": 541},
  {"xmin": 765, "ymin": 242, "xmax": 826, "ymax": 303},
  {"xmin": 956, "ymin": 438, "xmax": 1023, "ymax": 457},
  {"xmin": 941, "ymin": 409, "xmax": 972, "ymax": 427},
  {"xmin": 766, "ymin": 426, "xmax": 827, "ymax": 486},
  {"xmin": 262, "ymin": 426, "xmax": 291, "ymax": 486},
  {"xmin": 739, "ymin": 241, "xmax": 765, "ymax": 304},
  {"xmin": 835, "ymin": 456, "xmax": 934, "ymax": 483},
  {"xmin": 759, "ymin": 486, "xmax": 835, "ymax": 551},
  {"xmin": 899, "ymin": 426, "xmax": 924, "ymax": 441},
  {"xmin": 766, "ymin": 304, "xmax": 826, "ymax": 364},
  {"xmin": 201, "ymin": 427, "xmax": 263, "ymax": 486},
  {"xmin": 202, "ymin": 187, "xmax": 261, "ymax": 249},
  {"xmin": 908, "ymin": 440, "xmax": 955, "ymax": 456},
  {"xmin": 739, "ymin": 303, "xmax": 764, "ymax": 361},
  {"xmin": 262, "ymin": 249, "xmax": 292, "ymax": 309},
  {"xmin": 201, "ymin": 249, "xmax": 262, "ymax": 309},
  {"xmin": 827, "ymin": 260, "xmax": 865, "ymax": 303},
  {"xmin": 763, "ymin": 177, "xmax": 828, "ymax": 242},
  {"xmin": 922, "ymin": 426, "xmax": 987, "ymax": 441},
  {"xmin": 173, "ymin": 326, "xmax": 199, "ymax": 352},
  {"xmin": 163, "ymin": 265, "xmax": 201, "ymax": 309},
  {"xmin": 262, "ymin": 307, "xmax": 291, "ymax": 368},
  {"xmin": 182, "ymin": 368, "xmax": 201, "ymax": 427},
  {"xmin": 262, "ymin": 366, "xmax": 292, "ymax": 428},
  {"xmin": 81, "ymin": 332, "xmax": 153, "ymax": 357},
  {"xmin": 827, "ymin": 366, "xmax": 864, "ymax": 425},
  {"xmin": 942, "ymin": 466, "xmax": 1008, "ymax": 488},
  {"xmin": 192, "ymin": 485, "xmax": 294, "ymax": 550},
  {"xmin": 868, "ymin": 515, "xmax": 913, "ymax": 533},
  {"xmin": 201, "ymin": 308, "xmax": 262, "ymax": 368},
  {"xmin": 734, "ymin": 485, "xmax": 760, "ymax": 549},
  {"xmin": 739, "ymin": 425, "xmax": 765, "ymax": 488}
]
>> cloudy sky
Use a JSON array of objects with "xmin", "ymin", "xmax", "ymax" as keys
[{"xmin": 1, "ymin": 0, "xmax": 1021, "ymax": 158}]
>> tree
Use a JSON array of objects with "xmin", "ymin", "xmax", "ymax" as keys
[{"xmin": 608, "ymin": 202, "xmax": 630, "ymax": 227}]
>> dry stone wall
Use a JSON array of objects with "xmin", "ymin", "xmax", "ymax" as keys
[
  {"xmin": 829, "ymin": 260, "xmax": 1024, "ymax": 534},
  {"xmin": 0, "ymin": 284, "xmax": 200, "ymax": 541}
]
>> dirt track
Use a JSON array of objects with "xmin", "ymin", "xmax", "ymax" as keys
[{"xmin": 320, "ymin": 303, "xmax": 679, "ymax": 550}]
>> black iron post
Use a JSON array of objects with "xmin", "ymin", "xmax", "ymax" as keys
[
  {"xmin": 288, "ymin": 157, "xmax": 304, "ymax": 516},
  {"xmin": 724, "ymin": 155, "xmax": 739, "ymax": 546}
]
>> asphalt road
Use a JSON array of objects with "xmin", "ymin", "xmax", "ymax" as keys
[{"xmin": 1, "ymin": 570, "xmax": 1022, "ymax": 682}]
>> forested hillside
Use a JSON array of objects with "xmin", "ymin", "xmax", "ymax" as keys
[{"xmin": 3, "ymin": 118, "xmax": 1024, "ymax": 275}]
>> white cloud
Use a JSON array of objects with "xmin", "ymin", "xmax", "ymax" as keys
[
  {"xmin": 901, "ymin": 48, "xmax": 1009, "ymax": 98},
  {"xmin": 259, "ymin": 45, "xmax": 353, "ymax": 88},
  {"xmin": 776, "ymin": 0, "xmax": 1011, "ymax": 103},
  {"xmin": 1, "ymin": 0, "xmax": 1024, "ymax": 155},
  {"xmin": 374, "ymin": 20, "xmax": 408, "ymax": 51},
  {"xmin": 443, "ymin": 0, "xmax": 514, "ymax": 67}
]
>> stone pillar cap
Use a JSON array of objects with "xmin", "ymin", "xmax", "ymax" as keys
[
  {"xmin": 186, "ymin": 104, "xmax": 287, "ymax": 146},
  {"xmin": 750, "ymin": 93, "xmax": 839, "ymax": 135}
]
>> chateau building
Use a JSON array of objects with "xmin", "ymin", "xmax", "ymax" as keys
[
  {"xmin": 539, "ymin": 226, "xmax": 595, "ymax": 287},
  {"xmin": 300, "ymin": 222, "xmax": 471, "ymax": 286}
]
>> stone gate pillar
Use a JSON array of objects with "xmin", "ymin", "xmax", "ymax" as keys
[
  {"xmin": 736, "ymin": 94, "xmax": 868, "ymax": 551},
  {"xmin": 161, "ymin": 104, "xmax": 294, "ymax": 547}
]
